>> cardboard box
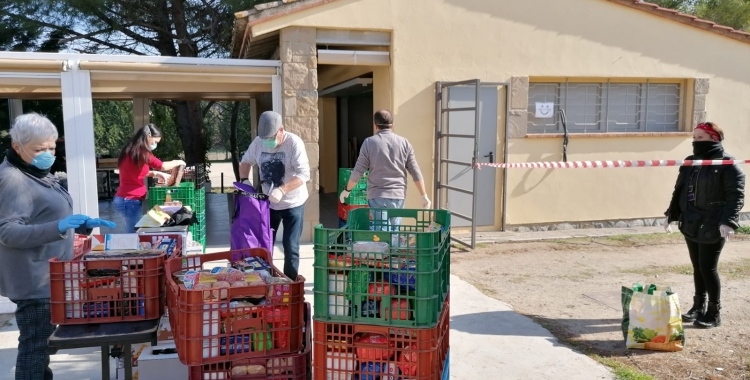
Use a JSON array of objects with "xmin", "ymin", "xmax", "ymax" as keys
[
  {"xmin": 134, "ymin": 344, "xmax": 188, "ymax": 380},
  {"xmin": 158, "ymin": 312, "xmax": 174, "ymax": 343}
]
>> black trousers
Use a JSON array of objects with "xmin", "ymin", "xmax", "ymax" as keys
[{"xmin": 684, "ymin": 237, "xmax": 725, "ymax": 303}]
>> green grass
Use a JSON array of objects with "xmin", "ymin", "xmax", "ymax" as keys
[
  {"xmin": 591, "ymin": 355, "xmax": 656, "ymax": 380},
  {"xmin": 737, "ymin": 226, "xmax": 750, "ymax": 235},
  {"xmin": 721, "ymin": 258, "xmax": 750, "ymax": 280},
  {"xmin": 554, "ymin": 233, "xmax": 683, "ymax": 247},
  {"xmin": 621, "ymin": 264, "xmax": 694, "ymax": 277},
  {"xmin": 618, "ymin": 259, "xmax": 750, "ymax": 280}
]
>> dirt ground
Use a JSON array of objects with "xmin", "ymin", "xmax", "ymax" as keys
[{"xmin": 451, "ymin": 233, "xmax": 750, "ymax": 380}]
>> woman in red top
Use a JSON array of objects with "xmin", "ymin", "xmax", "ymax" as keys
[{"xmin": 113, "ymin": 124, "xmax": 185, "ymax": 232}]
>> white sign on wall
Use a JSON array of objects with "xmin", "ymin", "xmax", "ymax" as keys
[{"xmin": 535, "ymin": 102, "xmax": 555, "ymax": 118}]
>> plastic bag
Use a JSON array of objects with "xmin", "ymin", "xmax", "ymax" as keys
[{"xmin": 621, "ymin": 283, "xmax": 684, "ymax": 351}]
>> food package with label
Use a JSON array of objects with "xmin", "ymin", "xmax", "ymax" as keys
[
  {"xmin": 135, "ymin": 205, "xmax": 171, "ymax": 228},
  {"xmin": 391, "ymin": 234, "xmax": 417, "ymax": 250},
  {"xmin": 352, "ymin": 241, "xmax": 389, "ymax": 260}
]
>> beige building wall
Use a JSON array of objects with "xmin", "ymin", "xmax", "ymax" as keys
[{"xmin": 253, "ymin": 0, "xmax": 750, "ymax": 227}]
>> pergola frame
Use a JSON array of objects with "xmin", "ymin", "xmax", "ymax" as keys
[{"xmin": 0, "ymin": 51, "xmax": 281, "ymax": 218}]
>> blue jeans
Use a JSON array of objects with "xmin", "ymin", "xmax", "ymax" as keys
[
  {"xmin": 112, "ymin": 196, "xmax": 143, "ymax": 233},
  {"xmin": 270, "ymin": 204, "xmax": 305, "ymax": 280},
  {"xmin": 368, "ymin": 198, "xmax": 405, "ymax": 231}
]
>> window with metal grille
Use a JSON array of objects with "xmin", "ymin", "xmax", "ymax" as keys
[{"xmin": 527, "ymin": 82, "xmax": 683, "ymax": 133}]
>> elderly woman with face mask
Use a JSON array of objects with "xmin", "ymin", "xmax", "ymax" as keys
[
  {"xmin": 665, "ymin": 122, "xmax": 745, "ymax": 329},
  {"xmin": 0, "ymin": 113, "xmax": 116, "ymax": 380}
]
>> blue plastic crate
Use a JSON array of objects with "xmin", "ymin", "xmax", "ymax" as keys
[{"xmin": 442, "ymin": 350, "xmax": 450, "ymax": 380}]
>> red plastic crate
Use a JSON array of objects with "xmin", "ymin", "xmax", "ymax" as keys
[
  {"xmin": 166, "ymin": 248, "xmax": 306, "ymax": 366},
  {"xmin": 313, "ymin": 295, "xmax": 449, "ymax": 380},
  {"xmin": 337, "ymin": 202, "xmax": 368, "ymax": 221},
  {"xmin": 189, "ymin": 303, "xmax": 312, "ymax": 380},
  {"xmin": 49, "ymin": 251, "xmax": 166, "ymax": 325}
]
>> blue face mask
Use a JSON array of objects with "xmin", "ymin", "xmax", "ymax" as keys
[
  {"xmin": 30, "ymin": 151, "xmax": 56, "ymax": 170},
  {"xmin": 149, "ymin": 143, "xmax": 158, "ymax": 151}
]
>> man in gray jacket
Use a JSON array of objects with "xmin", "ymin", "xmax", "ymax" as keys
[{"xmin": 339, "ymin": 109, "xmax": 430, "ymax": 230}]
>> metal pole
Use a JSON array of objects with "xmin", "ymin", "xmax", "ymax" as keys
[
  {"xmin": 221, "ymin": 173, "xmax": 224, "ymax": 193},
  {"xmin": 471, "ymin": 79, "xmax": 481, "ymax": 249}
]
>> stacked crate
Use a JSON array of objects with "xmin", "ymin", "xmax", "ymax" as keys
[
  {"xmin": 165, "ymin": 248, "xmax": 311, "ymax": 379},
  {"xmin": 148, "ymin": 182, "xmax": 206, "ymax": 252},
  {"xmin": 337, "ymin": 168, "xmax": 369, "ymax": 228},
  {"xmin": 48, "ymin": 233, "xmax": 182, "ymax": 325},
  {"xmin": 312, "ymin": 208, "xmax": 451, "ymax": 379}
]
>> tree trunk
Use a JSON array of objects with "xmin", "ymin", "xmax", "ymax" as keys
[
  {"xmin": 174, "ymin": 100, "xmax": 207, "ymax": 165},
  {"xmin": 229, "ymin": 101, "xmax": 241, "ymax": 181}
]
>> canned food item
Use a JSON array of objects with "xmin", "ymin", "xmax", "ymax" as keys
[{"xmin": 173, "ymin": 270, "xmax": 188, "ymax": 284}]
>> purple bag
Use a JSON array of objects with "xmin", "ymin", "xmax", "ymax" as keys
[{"xmin": 230, "ymin": 182, "xmax": 273, "ymax": 253}]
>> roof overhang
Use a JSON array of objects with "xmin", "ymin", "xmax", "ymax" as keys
[
  {"xmin": 0, "ymin": 52, "xmax": 280, "ymax": 100},
  {"xmin": 231, "ymin": 0, "xmax": 343, "ymax": 59}
]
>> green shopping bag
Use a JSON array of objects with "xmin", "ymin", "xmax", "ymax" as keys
[{"xmin": 621, "ymin": 283, "xmax": 685, "ymax": 352}]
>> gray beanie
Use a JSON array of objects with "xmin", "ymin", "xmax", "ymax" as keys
[{"xmin": 258, "ymin": 111, "xmax": 283, "ymax": 139}]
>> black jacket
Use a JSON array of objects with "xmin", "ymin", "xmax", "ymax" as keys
[{"xmin": 666, "ymin": 152, "xmax": 745, "ymax": 243}]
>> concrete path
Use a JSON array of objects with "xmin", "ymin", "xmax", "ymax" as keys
[{"xmin": 449, "ymin": 273, "xmax": 613, "ymax": 379}]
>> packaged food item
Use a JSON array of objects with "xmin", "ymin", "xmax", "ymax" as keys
[
  {"xmin": 355, "ymin": 334, "xmax": 392, "ymax": 361},
  {"xmin": 398, "ymin": 342, "xmax": 419, "ymax": 376},
  {"xmin": 230, "ymin": 281, "xmax": 248, "ymax": 288},
  {"xmin": 247, "ymin": 365, "xmax": 265, "ymax": 375},
  {"xmin": 368, "ymin": 281, "xmax": 395, "ymax": 301},
  {"xmin": 134, "ymin": 206, "xmax": 171, "ymax": 228},
  {"xmin": 267, "ymin": 357, "xmax": 291, "ymax": 375},
  {"xmin": 245, "ymin": 256, "xmax": 273, "ymax": 275},
  {"xmin": 391, "ymin": 234, "xmax": 416, "ymax": 249},
  {"xmin": 211, "ymin": 267, "xmax": 245, "ymax": 282},
  {"xmin": 183, "ymin": 270, "xmax": 200, "ymax": 289},
  {"xmin": 426, "ymin": 222, "xmax": 445, "ymax": 233},
  {"xmin": 244, "ymin": 272, "xmax": 266, "ymax": 285},
  {"xmin": 267, "ymin": 277, "xmax": 293, "ymax": 303},
  {"xmin": 156, "ymin": 238, "xmax": 178, "ymax": 257},
  {"xmin": 353, "ymin": 241, "xmax": 389, "ymax": 260},
  {"xmin": 389, "ymin": 260, "xmax": 416, "ymax": 291},
  {"xmin": 387, "ymin": 298, "xmax": 413, "ymax": 321},
  {"xmin": 172, "ymin": 270, "xmax": 188, "ymax": 285},
  {"xmin": 104, "ymin": 234, "xmax": 141, "ymax": 250},
  {"xmin": 230, "ymin": 366, "xmax": 248, "ymax": 376},
  {"xmin": 360, "ymin": 362, "xmax": 398, "ymax": 380},
  {"xmin": 211, "ymin": 281, "xmax": 230, "ymax": 300}
]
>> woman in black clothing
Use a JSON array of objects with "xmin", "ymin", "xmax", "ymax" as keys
[{"xmin": 665, "ymin": 122, "xmax": 745, "ymax": 329}]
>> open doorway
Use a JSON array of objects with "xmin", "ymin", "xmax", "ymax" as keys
[{"xmin": 318, "ymin": 74, "xmax": 374, "ymax": 228}]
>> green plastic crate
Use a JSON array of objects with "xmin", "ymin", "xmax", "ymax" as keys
[
  {"xmin": 338, "ymin": 168, "xmax": 368, "ymax": 193},
  {"xmin": 189, "ymin": 211, "xmax": 206, "ymax": 253},
  {"xmin": 338, "ymin": 169, "xmax": 368, "ymax": 205},
  {"xmin": 313, "ymin": 208, "xmax": 450, "ymax": 327},
  {"xmin": 148, "ymin": 183, "xmax": 205, "ymax": 214}
]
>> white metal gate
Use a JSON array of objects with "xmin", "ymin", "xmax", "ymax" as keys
[{"xmin": 435, "ymin": 80, "xmax": 482, "ymax": 249}]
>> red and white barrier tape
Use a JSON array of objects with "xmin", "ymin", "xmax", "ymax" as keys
[{"xmin": 475, "ymin": 159, "xmax": 750, "ymax": 169}]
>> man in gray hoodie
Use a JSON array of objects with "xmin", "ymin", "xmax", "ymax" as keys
[{"xmin": 340, "ymin": 109, "xmax": 431, "ymax": 230}]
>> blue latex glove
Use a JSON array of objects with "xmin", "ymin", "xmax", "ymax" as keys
[
  {"xmin": 85, "ymin": 218, "xmax": 117, "ymax": 229},
  {"xmin": 58, "ymin": 214, "xmax": 90, "ymax": 234}
]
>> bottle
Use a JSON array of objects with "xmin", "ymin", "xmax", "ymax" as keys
[{"xmin": 165, "ymin": 190, "xmax": 172, "ymax": 203}]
